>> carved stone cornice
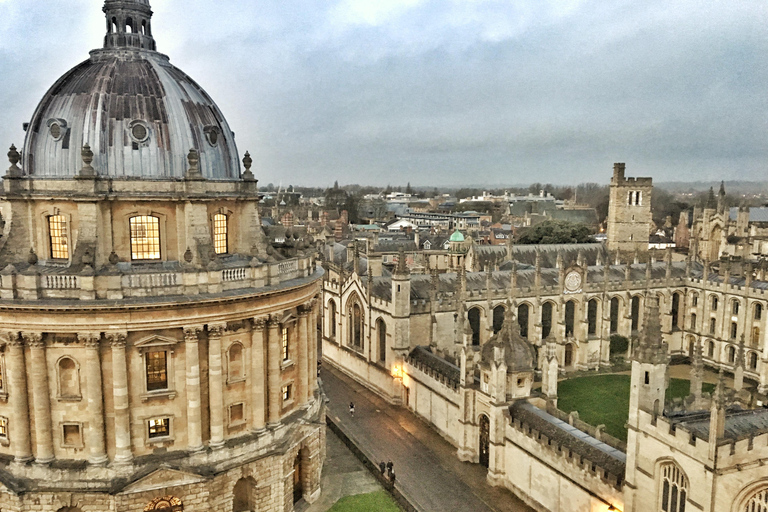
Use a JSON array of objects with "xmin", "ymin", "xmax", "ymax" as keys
[
  {"xmin": 78, "ymin": 332, "xmax": 102, "ymax": 348},
  {"xmin": 21, "ymin": 332, "xmax": 43, "ymax": 348},
  {"xmin": 105, "ymin": 332, "xmax": 127, "ymax": 348}
]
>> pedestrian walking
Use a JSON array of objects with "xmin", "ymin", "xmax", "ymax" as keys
[
  {"xmin": 379, "ymin": 461, "xmax": 386, "ymax": 474},
  {"xmin": 349, "ymin": 402, "xmax": 355, "ymax": 416},
  {"xmin": 390, "ymin": 468, "xmax": 396, "ymax": 486},
  {"xmin": 386, "ymin": 460, "xmax": 393, "ymax": 476}
]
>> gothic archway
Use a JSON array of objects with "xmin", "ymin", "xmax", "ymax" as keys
[{"xmin": 478, "ymin": 414, "xmax": 490, "ymax": 468}]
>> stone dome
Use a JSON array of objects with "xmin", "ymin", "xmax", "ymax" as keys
[
  {"xmin": 21, "ymin": 0, "xmax": 241, "ymax": 180},
  {"xmin": 481, "ymin": 305, "xmax": 536, "ymax": 372}
]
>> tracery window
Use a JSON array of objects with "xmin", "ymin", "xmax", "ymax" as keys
[
  {"xmin": 213, "ymin": 213, "xmax": 228, "ymax": 254},
  {"xmin": 130, "ymin": 215, "xmax": 161, "ymax": 260},
  {"xmin": 146, "ymin": 350, "xmax": 168, "ymax": 391},
  {"xmin": 659, "ymin": 463, "xmax": 688, "ymax": 512},
  {"xmin": 743, "ymin": 487, "xmax": 768, "ymax": 512},
  {"xmin": 48, "ymin": 215, "xmax": 69, "ymax": 259}
]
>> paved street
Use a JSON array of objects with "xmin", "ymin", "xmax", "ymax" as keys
[{"xmin": 320, "ymin": 365, "xmax": 534, "ymax": 512}]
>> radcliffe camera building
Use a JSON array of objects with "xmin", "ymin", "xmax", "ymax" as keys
[{"xmin": 0, "ymin": 2, "xmax": 323, "ymax": 511}]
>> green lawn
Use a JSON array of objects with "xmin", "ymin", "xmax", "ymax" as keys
[
  {"xmin": 557, "ymin": 375, "xmax": 714, "ymax": 442},
  {"xmin": 326, "ymin": 491, "xmax": 401, "ymax": 512}
]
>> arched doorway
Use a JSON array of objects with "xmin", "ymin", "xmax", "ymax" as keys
[
  {"xmin": 233, "ymin": 477, "xmax": 257, "ymax": 512},
  {"xmin": 144, "ymin": 496, "xmax": 183, "ymax": 511},
  {"xmin": 478, "ymin": 415, "xmax": 490, "ymax": 468},
  {"xmin": 564, "ymin": 344, "xmax": 574, "ymax": 367},
  {"xmin": 293, "ymin": 452, "xmax": 304, "ymax": 503}
]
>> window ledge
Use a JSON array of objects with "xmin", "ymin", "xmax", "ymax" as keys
[
  {"xmin": 229, "ymin": 419, "xmax": 247, "ymax": 428},
  {"xmin": 227, "ymin": 377, "xmax": 246, "ymax": 385},
  {"xmin": 147, "ymin": 435, "xmax": 174, "ymax": 445},
  {"xmin": 281, "ymin": 360, "xmax": 295, "ymax": 371},
  {"xmin": 0, "ymin": 392, "xmax": 8, "ymax": 403},
  {"xmin": 282, "ymin": 399, "xmax": 295, "ymax": 409},
  {"xmin": 57, "ymin": 395, "xmax": 82, "ymax": 402},
  {"xmin": 141, "ymin": 390, "xmax": 176, "ymax": 402}
]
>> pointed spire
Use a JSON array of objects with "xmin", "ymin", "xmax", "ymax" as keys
[
  {"xmin": 734, "ymin": 334, "xmax": 746, "ymax": 391},
  {"xmin": 394, "ymin": 247, "xmax": 409, "ymax": 277},
  {"xmin": 633, "ymin": 294, "xmax": 667, "ymax": 364},
  {"xmin": 709, "ymin": 370, "xmax": 727, "ymax": 455},
  {"xmin": 103, "ymin": 0, "xmax": 156, "ymax": 51},
  {"xmin": 690, "ymin": 338, "xmax": 704, "ymax": 408}
]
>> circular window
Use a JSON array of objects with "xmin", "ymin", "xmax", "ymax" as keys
[
  {"xmin": 208, "ymin": 130, "xmax": 218, "ymax": 145},
  {"xmin": 131, "ymin": 123, "xmax": 148, "ymax": 142},
  {"xmin": 205, "ymin": 127, "xmax": 220, "ymax": 147},
  {"xmin": 50, "ymin": 123, "xmax": 61, "ymax": 139}
]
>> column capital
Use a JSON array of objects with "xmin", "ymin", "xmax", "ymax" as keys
[
  {"xmin": 4, "ymin": 331, "xmax": 22, "ymax": 347},
  {"xmin": 252, "ymin": 317, "xmax": 268, "ymax": 330},
  {"xmin": 266, "ymin": 315, "xmax": 281, "ymax": 328},
  {"xmin": 183, "ymin": 326, "xmax": 203, "ymax": 341},
  {"xmin": 21, "ymin": 332, "xmax": 43, "ymax": 348},
  {"xmin": 208, "ymin": 323, "xmax": 226, "ymax": 337},
  {"xmin": 298, "ymin": 304, "xmax": 311, "ymax": 317},
  {"xmin": 78, "ymin": 332, "xmax": 102, "ymax": 348},
  {"xmin": 105, "ymin": 332, "xmax": 127, "ymax": 347}
]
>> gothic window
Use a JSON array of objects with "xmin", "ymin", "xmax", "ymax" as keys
[
  {"xmin": 282, "ymin": 327, "xmax": 290, "ymax": 361},
  {"xmin": 377, "ymin": 319, "xmax": 387, "ymax": 363},
  {"xmin": 753, "ymin": 327, "xmax": 761, "ymax": 346},
  {"xmin": 708, "ymin": 341, "xmax": 714, "ymax": 358},
  {"xmin": 587, "ymin": 299, "xmax": 598, "ymax": 336},
  {"xmin": 147, "ymin": 417, "xmax": 170, "ymax": 439},
  {"xmin": 728, "ymin": 346, "xmax": 736, "ymax": 363},
  {"xmin": 750, "ymin": 352, "xmax": 758, "ymax": 370},
  {"xmin": 610, "ymin": 297, "xmax": 619, "ymax": 334},
  {"xmin": 709, "ymin": 318, "xmax": 716, "ymax": 335},
  {"xmin": 690, "ymin": 313, "xmax": 697, "ymax": 330},
  {"xmin": 328, "ymin": 300, "xmax": 337, "ymax": 339},
  {"xmin": 756, "ymin": 303, "xmax": 763, "ymax": 320},
  {"xmin": 742, "ymin": 487, "xmax": 768, "ymax": 512},
  {"xmin": 541, "ymin": 302, "xmax": 553, "ymax": 339},
  {"xmin": 518, "ymin": 303, "xmax": 529, "ymax": 339},
  {"xmin": 711, "ymin": 296, "xmax": 718, "ymax": 311},
  {"xmin": 228, "ymin": 342, "xmax": 244, "ymax": 382},
  {"xmin": 631, "ymin": 296, "xmax": 640, "ymax": 332},
  {"xmin": 213, "ymin": 213, "xmax": 228, "ymax": 254},
  {"xmin": 731, "ymin": 322, "xmax": 738, "ymax": 340},
  {"xmin": 350, "ymin": 303, "xmax": 363, "ymax": 348},
  {"xmin": 733, "ymin": 300, "xmax": 740, "ymax": 315},
  {"xmin": 658, "ymin": 462, "xmax": 688, "ymax": 512},
  {"xmin": 691, "ymin": 294, "xmax": 698, "ymax": 307},
  {"xmin": 144, "ymin": 496, "xmax": 183, "ymax": 511},
  {"xmin": 57, "ymin": 357, "xmax": 80, "ymax": 399},
  {"xmin": 565, "ymin": 300, "xmax": 575, "ymax": 337},
  {"xmin": 492, "ymin": 305, "xmax": 505, "ymax": 334},
  {"xmin": 48, "ymin": 215, "xmax": 69, "ymax": 259},
  {"xmin": 671, "ymin": 293, "xmax": 681, "ymax": 329},
  {"xmin": 146, "ymin": 350, "xmax": 168, "ymax": 391},
  {"xmin": 468, "ymin": 307, "xmax": 481, "ymax": 346},
  {"xmin": 130, "ymin": 215, "xmax": 161, "ymax": 260}
]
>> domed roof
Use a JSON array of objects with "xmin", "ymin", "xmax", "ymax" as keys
[
  {"xmin": 449, "ymin": 229, "xmax": 465, "ymax": 242},
  {"xmin": 481, "ymin": 304, "xmax": 536, "ymax": 372},
  {"xmin": 21, "ymin": 1, "xmax": 241, "ymax": 180}
]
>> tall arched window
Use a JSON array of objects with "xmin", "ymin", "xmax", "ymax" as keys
[
  {"xmin": 753, "ymin": 326, "xmax": 761, "ymax": 346},
  {"xmin": 631, "ymin": 296, "xmax": 640, "ymax": 332},
  {"xmin": 349, "ymin": 302, "xmax": 363, "ymax": 348},
  {"xmin": 228, "ymin": 343, "xmax": 244, "ymax": 382},
  {"xmin": 658, "ymin": 463, "xmax": 688, "ymax": 512},
  {"xmin": 587, "ymin": 299, "xmax": 598, "ymax": 336},
  {"xmin": 565, "ymin": 300, "xmax": 575, "ymax": 337},
  {"xmin": 728, "ymin": 346, "xmax": 736, "ymax": 363},
  {"xmin": 126, "ymin": 17, "xmax": 134, "ymax": 33},
  {"xmin": 130, "ymin": 215, "xmax": 161, "ymax": 260},
  {"xmin": 750, "ymin": 352, "xmax": 758, "ymax": 370},
  {"xmin": 468, "ymin": 308, "xmax": 481, "ymax": 346},
  {"xmin": 708, "ymin": 340, "xmax": 714, "ymax": 358},
  {"xmin": 756, "ymin": 303, "xmax": 763, "ymax": 320},
  {"xmin": 48, "ymin": 215, "xmax": 69, "ymax": 259},
  {"xmin": 711, "ymin": 296, "xmax": 718, "ymax": 311},
  {"xmin": 671, "ymin": 293, "xmax": 681, "ymax": 329},
  {"xmin": 742, "ymin": 487, "xmax": 768, "ymax": 512},
  {"xmin": 541, "ymin": 302, "xmax": 553, "ymax": 339},
  {"xmin": 213, "ymin": 213, "xmax": 228, "ymax": 254},
  {"xmin": 518, "ymin": 303, "xmax": 529, "ymax": 339},
  {"xmin": 328, "ymin": 300, "xmax": 337, "ymax": 339},
  {"xmin": 733, "ymin": 300, "xmax": 740, "ymax": 315},
  {"xmin": 377, "ymin": 319, "xmax": 387, "ymax": 363},
  {"xmin": 610, "ymin": 297, "xmax": 619, "ymax": 334},
  {"xmin": 492, "ymin": 305, "xmax": 505, "ymax": 334},
  {"xmin": 58, "ymin": 357, "xmax": 80, "ymax": 399}
]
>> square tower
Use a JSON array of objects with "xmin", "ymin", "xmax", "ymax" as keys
[{"xmin": 606, "ymin": 163, "xmax": 652, "ymax": 253}]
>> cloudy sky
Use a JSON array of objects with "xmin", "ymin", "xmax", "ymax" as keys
[{"xmin": 0, "ymin": 0, "xmax": 765, "ymax": 187}]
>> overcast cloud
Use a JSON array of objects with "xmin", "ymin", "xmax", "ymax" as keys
[{"xmin": 0, "ymin": 0, "xmax": 766, "ymax": 187}]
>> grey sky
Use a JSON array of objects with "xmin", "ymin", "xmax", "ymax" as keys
[{"xmin": 0, "ymin": 0, "xmax": 766, "ymax": 187}]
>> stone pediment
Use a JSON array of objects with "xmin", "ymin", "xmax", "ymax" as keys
[
  {"xmin": 121, "ymin": 467, "xmax": 207, "ymax": 494},
  {"xmin": 134, "ymin": 334, "xmax": 179, "ymax": 349}
]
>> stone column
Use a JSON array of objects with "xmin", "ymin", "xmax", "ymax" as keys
[
  {"xmin": 6, "ymin": 332, "xmax": 32, "ymax": 462},
  {"xmin": 298, "ymin": 306, "xmax": 310, "ymax": 405},
  {"xmin": 310, "ymin": 299, "xmax": 319, "ymax": 395},
  {"xmin": 80, "ymin": 333, "xmax": 107, "ymax": 465},
  {"xmin": 107, "ymin": 332, "xmax": 132, "ymax": 464},
  {"xmin": 184, "ymin": 326, "xmax": 204, "ymax": 451},
  {"xmin": 267, "ymin": 316, "xmax": 282, "ymax": 425},
  {"xmin": 25, "ymin": 332, "xmax": 53, "ymax": 464},
  {"xmin": 251, "ymin": 318, "xmax": 267, "ymax": 431},
  {"xmin": 208, "ymin": 323, "xmax": 226, "ymax": 447}
]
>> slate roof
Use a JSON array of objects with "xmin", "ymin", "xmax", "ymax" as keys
[
  {"xmin": 407, "ymin": 346, "xmax": 461, "ymax": 384},
  {"xmin": 510, "ymin": 243, "xmax": 606, "ymax": 268},
  {"xmin": 668, "ymin": 407, "xmax": 768, "ymax": 441},
  {"xmin": 729, "ymin": 207, "xmax": 768, "ymax": 223}
]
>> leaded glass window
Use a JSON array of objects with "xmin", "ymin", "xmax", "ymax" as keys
[
  {"xmin": 48, "ymin": 215, "xmax": 69, "ymax": 259},
  {"xmin": 146, "ymin": 350, "xmax": 168, "ymax": 391},
  {"xmin": 213, "ymin": 213, "xmax": 228, "ymax": 254},
  {"xmin": 130, "ymin": 215, "xmax": 160, "ymax": 260}
]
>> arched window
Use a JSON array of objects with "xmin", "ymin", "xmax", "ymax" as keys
[
  {"xmin": 753, "ymin": 326, "xmax": 761, "ymax": 346},
  {"xmin": 728, "ymin": 346, "xmax": 736, "ymax": 363},
  {"xmin": 228, "ymin": 343, "xmax": 244, "ymax": 382},
  {"xmin": 565, "ymin": 300, "xmax": 575, "ymax": 337},
  {"xmin": 610, "ymin": 297, "xmax": 619, "ymax": 334},
  {"xmin": 711, "ymin": 296, "xmax": 718, "ymax": 311},
  {"xmin": 126, "ymin": 17, "xmax": 134, "ymax": 33},
  {"xmin": 587, "ymin": 299, "xmax": 598, "ymax": 336},
  {"xmin": 213, "ymin": 213, "xmax": 228, "ymax": 254},
  {"xmin": 631, "ymin": 296, "xmax": 640, "ymax": 332},
  {"xmin": 328, "ymin": 300, "xmax": 337, "ymax": 339},
  {"xmin": 130, "ymin": 215, "xmax": 161, "ymax": 260},
  {"xmin": 658, "ymin": 463, "xmax": 688, "ymax": 512},
  {"xmin": 233, "ymin": 477, "xmax": 257, "ymax": 512},
  {"xmin": 492, "ymin": 305, "xmax": 505, "ymax": 334},
  {"xmin": 731, "ymin": 322, "xmax": 738, "ymax": 340},
  {"xmin": 144, "ymin": 496, "xmax": 183, "ymax": 511},
  {"xmin": 564, "ymin": 344, "xmax": 574, "ymax": 367},
  {"xmin": 111, "ymin": 17, "xmax": 118, "ymax": 33},
  {"xmin": 708, "ymin": 340, "xmax": 714, "ymax": 358},
  {"xmin": 709, "ymin": 317, "xmax": 716, "ymax": 335},
  {"xmin": 377, "ymin": 319, "xmax": 387, "ymax": 363},
  {"xmin": 690, "ymin": 313, "xmax": 697, "ymax": 330},
  {"xmin": 517, "ymin": 303, "xmax": 529, "ymax": 339},
  {"xmin": 48, "ymin": 215, "xmax": 69, "ymax": 259},
  {"xmin": 349, "ymin": 302, "xmax": 363, "ymax": 348},
  {"xmin": 733, "ymin": 300, "xmax": 740, "ymax": 315},
  {"xmin": 468, "ymin": 308, "xmax": 481, "ymax": 346},
  {"xmin": 756, "ymin": 303, "xmax": 763, "ymax": 320},
  {"xmin": 742, "ymin": 487, "xmax": 768, "ymax": 512},
  {"xmin": 691, "ymin": 293, "xmax": 698, "ymax": 307},
  {"xmin": 671, "ymin": 293, "xmax": 681, "ymax": 329},
  {"xmin": 141, "ymin": 20, "xmax": 147, "ymax": 35},
  {"xmin": 541, "ymin": 302, "xmax": 553, "ymax": 339},
  {"xmin": 58, "ymin": 357, "xmax": 80, "ymax": 399},
  {"xmin": 750, "ymin": 352, "xmax": 758, "ymax": 370}
]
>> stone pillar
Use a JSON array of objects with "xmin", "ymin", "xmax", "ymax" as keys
[
  {"xmin": 298, "ymin": 306, "xmax": 310, "ymax": 404},
  {"xmin": 6, "ymin": 332, "xmax": 32, "ymax": 462},
  {"xmin": 310, "ymin": 299, "xmax": 319, "ymax": 395},
  {"xmin": 25, "ymin": 332, "xmax": 53, "ymax": 464},
  {"xmin": 107, "ymin": 332, "xmax": 132, "ymax": 464},
  {"xmin": 251, "ymin": 318, "xmax": 267, "ymax": 431},
  {"xmin": 80, "ymin": 333, "xmax": 107, "ymax": 465},
  {"xmin": 207, "ymin": 323, "xmax": 226, "ymax": 447},
  {"xmin": 267, "ymin": 317, "xmax": 282, "ymax": 425},
  {"xmin": 184, "ymin": 326, "xmax": 204, "ymax": 451}
]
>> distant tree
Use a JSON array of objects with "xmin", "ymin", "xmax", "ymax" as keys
[
  {"xmin": 325, "ymin": 183, "xmax": 348, "ymax": 211},
  {"xmin": 517, "ymin": 220, "xmax": 593, "ymax": 244},
  {"xmin": 406, "ymin": 182, "xmax": 413, "ymax": 195}
]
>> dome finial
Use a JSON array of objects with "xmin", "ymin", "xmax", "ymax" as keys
[{"xmin": 103, "ymin": 0, "xmax": 156, "ymax": 51}]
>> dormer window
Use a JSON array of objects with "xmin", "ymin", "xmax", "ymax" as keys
[
  {"xmin": 48, "ymin": 215, "xmax": 69, "ymax": 259},
  {"xmin": 130, "ymin": 215, "xmax": 161, "ymax": 260}
]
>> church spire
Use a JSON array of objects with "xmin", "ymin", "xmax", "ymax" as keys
[{"xmin": 103, "ymin": 0, "xmax": 156, "ymax": 51}]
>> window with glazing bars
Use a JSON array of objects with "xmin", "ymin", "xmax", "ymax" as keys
[
  {"xmin": 147, "ymin": 417, "xmax": 170, "ymax": 438},
  {"xmin": 0, "ymin": 417, "xmax": 7, "ymax": 439},
  {"xmin": 146, "ymin": 351, "xmax": 168, "ymax": 391},
  {"xmin": 48, "ymin": 215, "xmax": 69, "ymax": 259},
  {"xmin": 130, "ymin": 215, "xmax": 160, "ymax": 260},
  {"xmin": 282, "ymin": 327, "xmax": 289, "ymax": 361},
  {"xmin": 213, "ymin": 213, "xmax": 228, "ymax": 254}
]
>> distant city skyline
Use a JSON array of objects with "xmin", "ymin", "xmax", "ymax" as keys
[{"xmin": 0, "ymin": 0, "xmax": 765, "ymax": 187}]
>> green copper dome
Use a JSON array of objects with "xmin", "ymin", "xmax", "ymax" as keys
[{"xmin": 449, "ymin": 229, "xmax": 465, "ymax": 242}]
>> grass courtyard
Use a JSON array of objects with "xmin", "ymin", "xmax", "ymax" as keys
[
  {"xmin": 557, "ymin": 374, "xmax": 715, "ymax": 442},
  {"xmin": 326, "ymin": 491, "xmax": 401, "ymax": 512}
]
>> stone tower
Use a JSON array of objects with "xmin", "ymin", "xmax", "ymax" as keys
[
  {"xmin": 628, "ymin": 293, "xmax": 668, "ymax": 424},
  {"xmin": 606, "ymin": 163, "xmax": 653, "ymax": 254}
]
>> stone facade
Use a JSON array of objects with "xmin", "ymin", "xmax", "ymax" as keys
[
  {"xmin": 606, "ymin": 163, "xmax": 653, "ymax": 254},
  {"xmin": 0, "ymin": 2, "xmax": 324, "ymax": 510}
]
